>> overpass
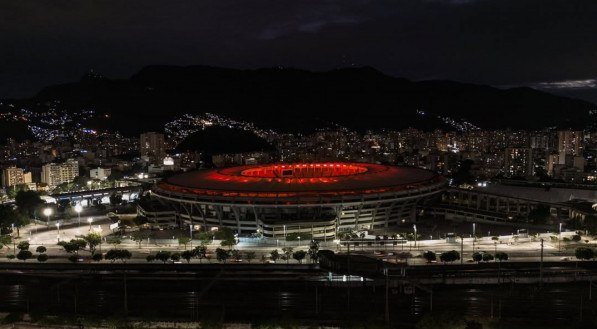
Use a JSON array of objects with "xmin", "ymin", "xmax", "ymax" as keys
[{"xmin": 50, "ymin": 185, "xmax": 142, "ymax": 204}]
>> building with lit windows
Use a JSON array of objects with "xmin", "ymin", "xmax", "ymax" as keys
[
  {"xmin": 142, "ymin": 162, "xmax": 446, "ymax": 239},
  {"xmin": 41, "ymin": 159, "xmax": 79, "ymax": 188}
]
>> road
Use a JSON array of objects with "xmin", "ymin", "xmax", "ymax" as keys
[{"xmin": 1, "ymin": 219, "xmax": 594, "ymax": 266}]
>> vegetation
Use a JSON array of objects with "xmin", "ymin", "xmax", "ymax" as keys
[
  {"xmin": 270, "ymin": 249, "xmax": 280, "ymax": 263},
  {"xmin": 83, "ymin": 232, "xmax": 102, "ymax": 254},
  {"xmin": 36, "ymin": 246, "xmax": 47, "ymax": 253},
  {"xmin": 155, "ymin": 251, "xmax": 171, "ymax": 263},
  {"xmin": 308, "ymin": 240, "xmax": 320, "ymax": 263},
  {"xmin": 193, "ymin": 245, "xmax": 207, "ymax": 262},
  {"xmin": 215, "ymin": 248, "xmax": 230, "ymax": 262},
  {"xmin": 92, "ymin": 253, "xmax": 103, "ymax": 262},
  {"xmin": 37, "ymin": 253, "xmax": 48, "ymax": 262},
  {"xmin": 281, "ymin": 247, "xmax": 294, "ymax": 264},
  {"xmin": 104, "ymin": 249, "xmax": 131, "ymax": 263},
  {"xmin": 439, "ymin": 250, "xmax": 460, "ymax": 263},
  {"xmin": 575, "ymin": 247, "xmax": 595, "ymax": 260},
  {"xmin": 15, "ymin": 190, "xmax": 44, "ymax": 218},
  {"xmin": 292, "ymin": 250, "xmax": 307, "ymax": 264},
  {"xmin": 422, "ymin": 250, "xmax": 436, "ymax": 263},
  {"xmin": 495, "ymin": 252, "xmax": 509, "ymax": 262},
  {"xmin": 178, "ymin": 236, "xmax": 192, "ymax": 249},
  {"xmin": 245, "ymin": 251, "xmax": 256, "ymax": 263},
  {"xmin": 146, "ymin": 255, "xmax": 156, "ymax": 262},
  {"xmin": 181, "ymin": 250, "xmax": 194, "ymax": 263},
  {"xmin": 285, "ymin": 232, "xmax": 312, "ymax": 241},
  {"xmin": 16, "ymin": 250, "xmax": 33, "ymax": 261}
]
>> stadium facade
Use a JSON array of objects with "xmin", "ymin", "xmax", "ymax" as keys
[{"xmin": 142, "ymin": 163, "xmax": 446, "ymax": 239}]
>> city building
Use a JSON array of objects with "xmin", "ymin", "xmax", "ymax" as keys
[
  {"xmin": 41, "ymin": 159, "xmax": 79, "ymax": 188},
  {"xmin": 2, "ymin": 166, "xmax": 32, "ymax": 188},
  {"xmin": 140, "ymin": 132, "xmax": 166, "ymax": 165},
  {"xmin": 141, "ymin": 162, "xmax": 446, "ymax": 239},
  {"xmin": 89, "ymin": 167, "xmax": 112, "ymax": 180},
  {"xmin": 557, "ymin": 130, "xmax": 583, "ymax": 163}
]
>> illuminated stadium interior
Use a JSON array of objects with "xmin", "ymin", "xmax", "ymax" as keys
[{"xmin": 142, "ymin": 162, "xmax": 446, "ymax": 239}]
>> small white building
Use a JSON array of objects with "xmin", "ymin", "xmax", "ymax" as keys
[{"xmin": 90, "ymin": 167, "xmax": 112, "ymax": 180}]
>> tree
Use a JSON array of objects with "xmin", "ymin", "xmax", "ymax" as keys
[
  {"xmin": 439, "ymin": 250, "xmax": 460, "ymax": 263},
  {"xmin": 215, "ymin": 248, "xmax": 230, "ymax": 263},
  {"xmin": 17, "ymin": 241, "xmax": 30, "ymax": 251},
  {"xmin": 59, "ymin": 241, "xmax": 81, "ymax": 254},
  {"xmin": 231, "ymin": 249, "xmax": 242, "ymax": 262},
  {"xmin": 482, "ymin": 253, "xmax": 494, "ymax": 262},
  {"xmin": 155, "ymin": 251, "xmax": 171, "ymax": 263},
  {"xmin": 292, "ymin": 250, "xmax": 307, "ymax": 264},
  {"xmin": 68, "ymin": 255, "xmax": 79, "ymax": 263},
  {"xmin": 423, "ymin": 251, "xmax": 436, "ymax": 263},
  {"xmin": 572, "ymin": 234, "xmax": 582, "ymax": 242},
  {"xmin": 92, "ymin": 253, "xmax": 103, "ymax": 262},
  {"xmin": 196, "ymin": 232, "xmax": 214, "ymax": 245},
  {"xmin": 36, "ymin": 246, "xmax": 47, "ymax": 253},
  {"xmin": 220, "ymin": 238, "xmax": 236, "ymax": 250},
  {"xmin": 270, "ymin": 249, "xmax": 280, "ymax": 263},
  {"xmin": 214, "ymin": 227, "xmax": 237, "ymax": 249},
  {"xmin": 575, "ymin": 247, "xmax": 595, "ymax": 260},
  {"xmin": 0, "ymin": 205, "xmax": 29, "ymax": 234},
  {"xmin": 71, "ymin": 239, "xmax": 87, "ymax": 251},
  {"xmin": 181, "ymin": 250, "xmax": 194, "ymax": 263},
  {"xmin": 245, "ymin": 251, "xmax": 256, "ymax": 263},
  {"xmin": 146, "ymin": 255, "xmax": 156, "ymax": 262},
  {"xmin": 170, "ymin": 252, "xmax": 181, "ymax": 262},
  {"xmin": 495, "ymin": 252, "xmax": 509, "ymax": 262},
  {"xmin": 7, "ymin": 254, "xmax": 15, "ymax": 261},
  {"xmin": 37, "ymin": 254, "xmax": 48, "ymax": 262},
  {"xmin": 472, "ymin": 252, "xmax": 483, "ymax": 263},
  {"xmin": 105, "ymin": 249, "xmax": 131, "ymax": 263},
  {"xmin": 15, "ymin": 190, "xmax": 43, "ymax": 217},
  {"xmin": 193, "ymin": 245, "xmax": 207, "ymax": 263},
  {"xmin": 131, "ymin": 231, "xmax": 150, "ymax": 248},
  {"xmin": 83, "ymin": 232, "xmax": 102, "ymax": 254},
  {"xmin": 178, "ymin": 236, "xmax": 192, "ymax": 250},
  {"xmin": 282, "ymin": 247, "xmax": 294, "ymax": 264},
  {"xmin": 109, "ymin": 193, "xmax": 123, "ymax": 206},
  {"xmin": 16, "ymin": 250, "xmax": 33, "ymax": 262}
]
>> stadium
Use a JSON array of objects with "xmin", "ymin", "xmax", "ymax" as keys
[{"xmin": 144, "ymin": 163, "xmax": 446, "ymax": 239}]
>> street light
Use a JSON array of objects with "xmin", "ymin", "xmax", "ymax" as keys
[
  {"xmin": 298, "ymin": 236, "xmax": 301, "ymax": 246},
  {"xmin": 413, "ymin": 224, "xmax": 417, "ymax": 249},
  {"xmin": 472, "ymin": 223, "xmax": 476, "ymax": 252},
  {"xmin": 87, "ymin": 180, "xmax": 92, "ymax": 190},
  {"xmin": 55, "ymin": 222, "xmax": 60, "ymax": 242},
  {"xmin": 87, "ymin": 217, "xmax": 93, "ymax": 231},
  {"xmin": 43, "ymin": 207, "xmax": 53, "ymax": 226},
  {"xmin": 559, "ymin": 222, "xmax": 563, "ymax": 251},
  {"xmin": 74, "ymin": 204, "xmax": 83, "ymax": 227}
]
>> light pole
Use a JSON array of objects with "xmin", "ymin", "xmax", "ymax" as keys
[
  {"xmin": 472, "ymin": 223, "xmax": 476, "ymax": 252},
  {"xmin": 298, "ymin": 236, "xmax": 301, "ymax": 247},
  {"xmin": 413, "ymin": 224, "xmax": 417, "ymax": 249},
  {"xmin": 87, "ymin": 217, "xmax": 93, "ymax": 231},
  {"xmin": 74, "ymin": 204, "xmax": 83, "ymax": 228},
  {"xmin": 56, "ymin": 222, "xmax": 60, "ymax": 242},
  {"xmin": 43, "ymin": 207, "xmax": 53, "ymax": 226},
  {"xmin": 559, "ymin": 222, "xmax": 563, "ymax": 252},
  {"xmin": 87, "ymin": 180, "xmax": 92, "ymax": 190}
]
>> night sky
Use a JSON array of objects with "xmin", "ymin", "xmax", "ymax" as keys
[{"xmin": 2, "ymin": 0, "xmax": 597, "ymax": 102}]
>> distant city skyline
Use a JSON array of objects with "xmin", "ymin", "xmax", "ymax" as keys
[{"xmin": 2, "ymin": 0, "xmax": 597, "ymax": 103}]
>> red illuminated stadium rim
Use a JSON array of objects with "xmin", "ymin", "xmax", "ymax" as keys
[{"xmin": 156, "ymin": 162, "xmax": 446, "ymax": 199}]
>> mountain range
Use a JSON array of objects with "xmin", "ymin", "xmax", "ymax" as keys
[{"xmin": 9, "ymin": 65, "xmax": 597, "ymax": 135}]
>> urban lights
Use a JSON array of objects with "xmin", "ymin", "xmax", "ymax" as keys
[
  {"xmin": 43, "ymin": 207, "xmax": 53, "ymax": 226},
  {"xmin": 74, "ymin": 204, "xmax": 83, "ymax": 227}
]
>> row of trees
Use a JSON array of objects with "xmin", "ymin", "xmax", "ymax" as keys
[{"xmin": 422, "ymin": 250, "xmax": 510, "ymax": 263}]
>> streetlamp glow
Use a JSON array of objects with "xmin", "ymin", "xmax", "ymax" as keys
[
  {"xmin": 74, "ymin": 204, "xmax": 83, "ymax": 227},
  {"xmin": 43, "ymin": 207, "xmax": 53, "ymax": 225}
]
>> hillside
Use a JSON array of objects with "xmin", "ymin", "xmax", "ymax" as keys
[{"xmin": 11, "ymin": 65, "xmax": 596, "ymax": 134}]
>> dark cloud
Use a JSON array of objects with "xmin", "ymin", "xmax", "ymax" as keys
[{"xmin": 1, "ymin": 0, "xmax": 597, "ymax": 102}]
